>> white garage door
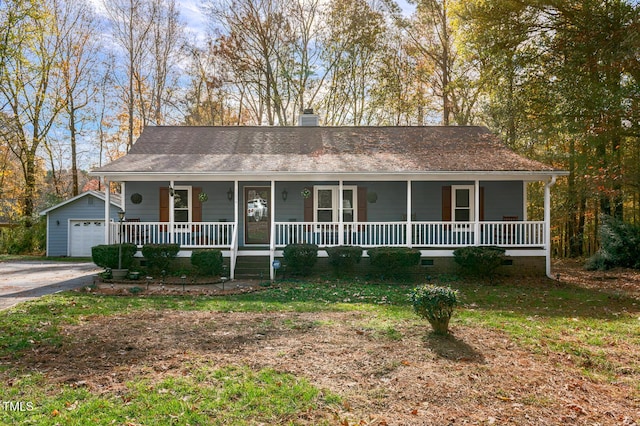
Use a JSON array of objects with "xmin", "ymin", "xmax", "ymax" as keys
[{"xmin": 69, "ymin": 220, "xmax": 105, "ymax": 257}]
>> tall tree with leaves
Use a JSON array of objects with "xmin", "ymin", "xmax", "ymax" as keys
[
  {"xmin": 455, "ymin": 0, "xmax": 640, "ymax": 256},
  {"xmin": 320, "ymin": 0, "xmax": 386, "ymax": 125},
  {"xmin": 398, "ymin": 0, "xmax": 481, "ymax": 125},
  {"xmin": 0, "ymin": 0, "xmax": 67, "ymax": 220}
]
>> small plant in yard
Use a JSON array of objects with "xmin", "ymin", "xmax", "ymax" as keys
[{"xmin": 410, "ymin": 285, "xmax": 459, "ymax": 335}]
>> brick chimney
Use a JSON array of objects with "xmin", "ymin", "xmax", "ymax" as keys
[{"xmin": 298, "ymin": 108, "xmax": 320, "ymax": 126}]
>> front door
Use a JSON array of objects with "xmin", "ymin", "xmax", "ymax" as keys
[{"xmin": 245, "ymin": 186, "xmax": 270, "ymax": 244}]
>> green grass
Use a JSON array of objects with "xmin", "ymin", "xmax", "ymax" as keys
[
  {"xmin": 1, "ymin": 364, "xmax": 339, "ymax": 425},
  {"xmin": 0, "ymin": 276, "xmax": 638, "ymax": 423}
]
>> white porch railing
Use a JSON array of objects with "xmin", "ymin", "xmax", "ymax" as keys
[
  {"xmin": 275, "ymin": 221, "xmax": 546, "ymax": 248},
  {"xmin": 110, "ymin": 221, "xmax": 236, "ymax": 248},
  {"xmin": 109, "ymin": 220, "xmax": 545, "ymax": 249}
]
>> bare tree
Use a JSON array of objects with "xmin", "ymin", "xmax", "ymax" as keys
[
  {"xmin": 202, "ymin": 0, "xmax": 324, "ymax": 125},
  {"xmin": 104, "ymin": 0, "xmax": 154, "ymax": 150},
  {"xmin": 104, "ymin": 0, "xmax": 184, "ymax": 149},
  {"xmin": 57, "ymin": 0, "xmax": 102, "ymax": 195}
]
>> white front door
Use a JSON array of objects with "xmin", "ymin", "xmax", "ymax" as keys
[{"xmin": 452, "ymin": 185, "xmax": 474, "ymax": 244}]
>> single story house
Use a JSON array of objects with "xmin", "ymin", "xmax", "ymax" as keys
[
  {"xmin": 90, "ymin": 112, "xmax": 567, "ymax": 279},
  {"xmin": 40, "ymin": 190, "xmax": 122, "ymax": 257}
]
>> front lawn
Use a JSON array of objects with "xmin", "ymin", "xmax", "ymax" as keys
[{"xmin": 0, "ymin": 262, "xmax": 638, "ymax": 425}]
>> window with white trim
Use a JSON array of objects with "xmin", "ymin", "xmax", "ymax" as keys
[
  {"xmin": 173, "ymin": 186, "xmax": 192, "ymax": 222},
  {"xmin": 452, "ymin": 185, "xmax": 474, "ymax": 222},
  {"xmin": 314, "ymin": 185, "xmax": 357, "ymax": 222}
]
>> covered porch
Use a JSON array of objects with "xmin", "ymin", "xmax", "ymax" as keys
[{"xmin": 104, "ymin": 176, "xmax": 558, "ymax": 280}]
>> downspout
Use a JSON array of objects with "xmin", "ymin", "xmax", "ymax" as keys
[{"xmin": 545, "ymin": 175, "xmax": 558, "ymax": 279}]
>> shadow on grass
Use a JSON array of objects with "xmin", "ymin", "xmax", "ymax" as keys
[{"xmin": 422, "ymin": 332, "xmax": 485, "ymax": 363}]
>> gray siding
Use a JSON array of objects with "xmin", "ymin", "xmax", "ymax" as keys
[
  {"xmin": 121, "ymin": 180, "xmax": 525, "ymax": 248},
  {"xmin": 124, "ymin": 181, "xmax": 236, "ymax": 222},
  {"xmin": 46, "ymin": 195, "xmax": 120, "ymax": 256}
]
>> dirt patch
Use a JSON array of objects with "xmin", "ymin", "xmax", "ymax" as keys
[
  {"xmin": 8, "ymin": 262, "xmax": 640, "ymax": 425},
  {"xmin": 554, "ymin": 259, "xmax": 640, "ymax": 298}
]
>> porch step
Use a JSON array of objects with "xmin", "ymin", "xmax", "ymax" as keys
[{"xmin": 234, "ymin": 256, "xmax": 270, "ymax": 280}]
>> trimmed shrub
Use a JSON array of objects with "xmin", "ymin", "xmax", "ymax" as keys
[
  {"xmin": 453, "ymin": 246, "xmax": 507, "ymax": 279},
  {"xmin": 586, "ymin": 216, "xmax": 640, "ymax": 270},
  {"xmin": 283, "ymin": 244, "xmax": 318, "ymax": 276},
  {"xmin": 141, "ymin": 244, "xmax": 180, "ymax": 273},
  {"xmin": 367, "ymin": 247, "xmax": 421, "ymax": 280},
  {"xmin": 191, "ymin": 249, "xmax": 224, "ymax": 276},
  {"xmin": 325, "ymin": 245, "xmax": 363, "ymax": 276},
  {"xmin": 410, "ymin": 285, "xmax": 459, "ymax": 335},
  {"xmin": 91, "ymin": 243, "xmax": 137, "ymax": 269}
]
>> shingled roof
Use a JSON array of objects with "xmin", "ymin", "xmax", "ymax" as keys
[{"xmin": 92, "ymin": 126, "xmax": 560, "ymax": 177}]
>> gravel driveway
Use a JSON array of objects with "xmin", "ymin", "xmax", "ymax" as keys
[{"xmin": 0, "ymin": 260, "xmax": 101, "ymax": 310}]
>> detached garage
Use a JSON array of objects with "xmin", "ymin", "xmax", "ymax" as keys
[{"xmin": 40, "ymin": 191, "xmax": 122, "ymax": 257}]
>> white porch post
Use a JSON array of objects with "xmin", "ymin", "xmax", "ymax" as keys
[
  {"xmin": 544, "ymin": 176, "xmax": 557, "ymax": 278},
  {"xmin": 406, "ymin": 180, "xmax": 412, "ymax": 247},
  {"xmin": 474, "ymin": 180, "xmax": 481, "ymax": 245},
  {"xmin": 169, "ymin": 180, "xmax": 175, "ymax": 244},
  {"xmin": 104, "ymin": 179, "xmax": 111, "ymax": 244},
  {"xmin": 270, "ymin": 180, "xmax": 276, "ymax": 281},
  {"xmin": 121, "ymin": 183, "xmax": 126, "ymax": 213},
  {"xmin": 523, "ymin": 182, "xmax": 528, "ymax": 221},
  {"xmin": 338, "ymin": 180, "xmax": 344, "ymax": 246},
  {"xmin": 231, "ymin": 180, "xmax": 238, "ymax": 280}
]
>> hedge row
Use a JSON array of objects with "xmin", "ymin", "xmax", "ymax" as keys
[{"xmin": 92, "ymin": 243, "xmax": 224, "ymax": 277}]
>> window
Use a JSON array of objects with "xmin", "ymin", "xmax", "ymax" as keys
[
  {"xmin": 173, "ymin": 186, "xmax": 192, "ymax": 222},
  {"xmin": 314, "ymin": 186, "xmax": 357, "ymax": 222},
  {"xmin": 452, "ymin": 185, "xmax": 474, "ymax": 222}
]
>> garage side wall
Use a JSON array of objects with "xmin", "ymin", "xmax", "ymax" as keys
[{"xmin": 46, "ymin": 196, "xmax": 120, "ymax": 257}]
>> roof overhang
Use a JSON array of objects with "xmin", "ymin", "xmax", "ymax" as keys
[
  {"xmin": 90, "ymin": 170, "xmax": 568, "ymax": 183},
  {"xmin": 39, "ymin": 190, "xmax": 123, "ymax": 216}
]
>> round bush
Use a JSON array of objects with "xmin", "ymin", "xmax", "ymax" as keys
[
  {"xmin": 91, "ymin": 243, "xmax": 137, "ymax": 269},
  {"xmin": 191, "ymin": 249, "xmax": 224, "ymax": 276},
  {"xmin": 410, "ymin": 285, "xmax": 459, "ymax": 335},
  {"xmin": 283, "ymin": 244, "xmax": 318, "ymax": 276}
]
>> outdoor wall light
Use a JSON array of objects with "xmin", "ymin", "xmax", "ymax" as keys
[
  {"xmin": 227, "ymin": 187, "xmax": 234, "ymax": 201},
  {"xmin": 118, "ymin": 210, "xmax": 126, "ymax": 221},
  {"xmin": 169, "ymin": 186, "xmax": 175, "ymax": 197},
  {"xmin": 282, "ymin": 189, "xmax": 288, "ymax": 201}
]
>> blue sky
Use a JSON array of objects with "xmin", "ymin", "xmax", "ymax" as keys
[{"xmin": 176, "ymin": 0, "xmax": 416, "ymax": 41}]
